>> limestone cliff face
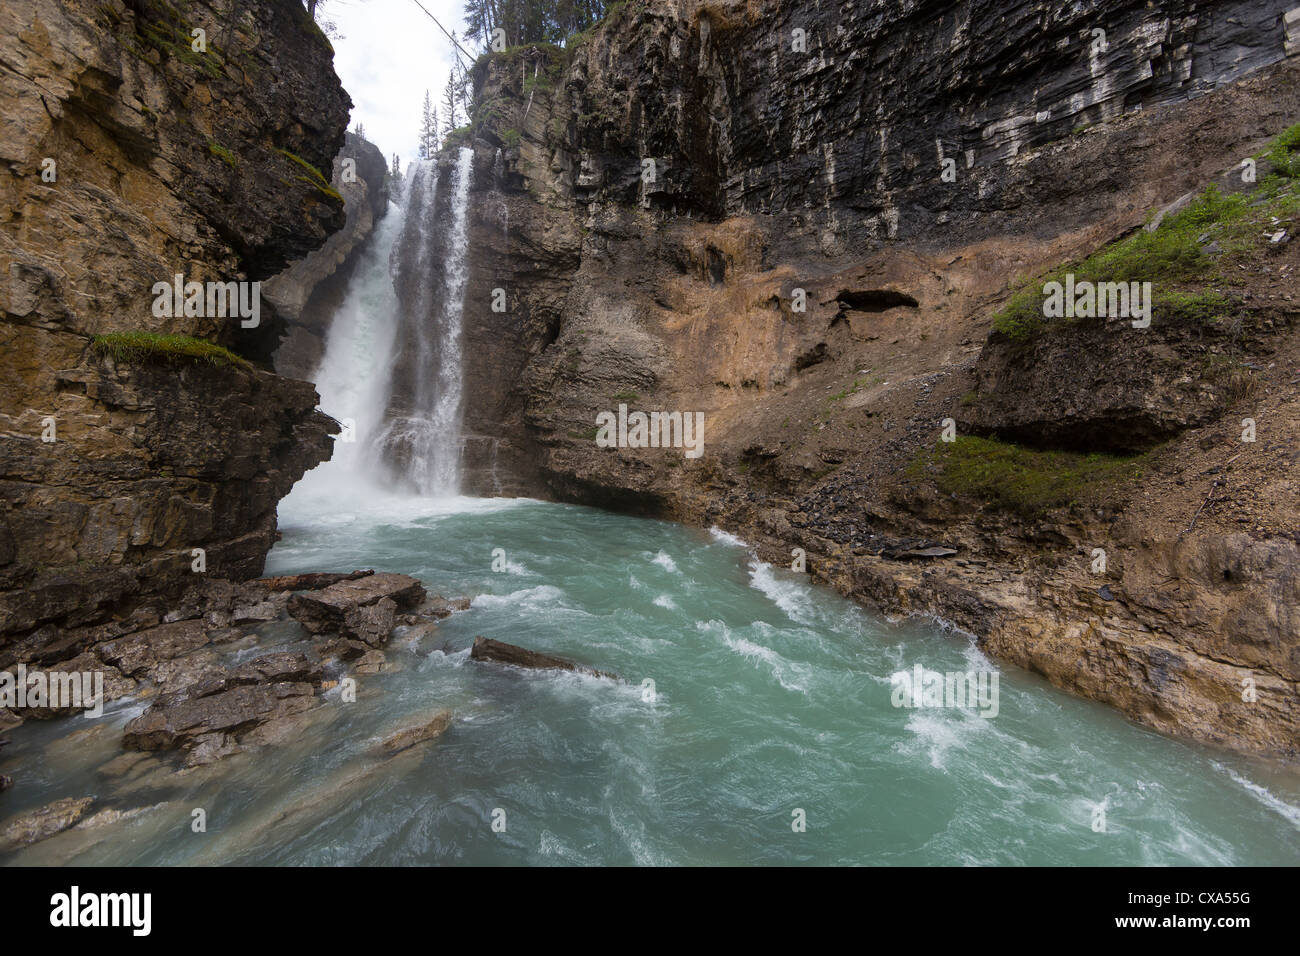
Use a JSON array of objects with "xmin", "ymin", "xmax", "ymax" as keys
[
  {"xmin": 0, "ymin": 0, "xmax": 350, "ymax": 644},
  {"xmin": 266, "ymin": 131, "xmax": 390, "ymax": 381},
  {"xmin": 453, "ymin": 0, "xmax": 1300, "ymax": 756}
]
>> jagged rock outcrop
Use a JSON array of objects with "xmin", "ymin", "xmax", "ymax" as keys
[
  {"xmin": 266, "ymin": 131, "xmax": 390, "ymax": 380},
  {"xmin": 964, "ymin": 315, "xmax": 1235, "ymax": 453},
  {"xmin": 122, "ymin": 672, "xmax": 321, "ymax": 760},
  {"xmin": 0, "ymin": 0, "xmax": 351, "ymax": 645},
  {"xmin": 449, "ymin": 0, "xmax": 1300, "ymax": 757},
  {"xmin": 286, "ymin": 571, "xmax": 426, "ymax": 638}
]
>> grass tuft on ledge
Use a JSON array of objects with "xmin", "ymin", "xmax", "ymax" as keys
[
  {"xmin": 91, "ymin": 332, "xmax": 252, "ymax": 370},
  {"xmin": 909, "ymin": 435, "xmax": 1145, "ymax": 517},
  {"xmin": 274, "ymin": 147, "xmax": 342, "ymax": 201}
]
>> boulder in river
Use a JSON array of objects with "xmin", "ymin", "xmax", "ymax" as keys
[
  {"xmin": 287, "ymin": 572, "xmax": 425, "ymax": 639},
  {"xmin": 344, "ymin": 597, "xmax": 397, "ymax": 647},
  {"xmin": 469, "ymin": 636, "xmax": 617, "ymax": 680},
  {"xmin": 420, "ymin": 595, "xmax": 472, "ymax": 619}
]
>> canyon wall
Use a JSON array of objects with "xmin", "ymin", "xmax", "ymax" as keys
[
  {"xmin": 0, "ymin": 0, "xmax": 349, "ymax": 649},
  {"xmin": 266, "ymin": 130, "xmax": 389, "ymax": 381},
  {"xmin": 449, "ymin": 0, "xmax": 1300, "ymax": 756}
]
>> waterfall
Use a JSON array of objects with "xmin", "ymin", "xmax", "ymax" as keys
[
  {"xmin": 377, "ymin": 146, "xmax": 474, "ymax": 496},
  {"xmin": 292, "ymin": 186, "xmax": 407, "ymax": 494},
  {"xmin": 284, "ymin": 146, "xmax": 475, "ymax": 506}
]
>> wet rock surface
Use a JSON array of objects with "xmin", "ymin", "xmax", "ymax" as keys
[
  {"xmin": 0, "ymin": 565, "xmax": 471, "ymax": 854},
  {"xmin": 470, "ymin": 636, "xmax": 617, "ymax": 681},
  {"xmin": 372, "ymin": 708, "xmax": 452, "ymax": 756},
  {"xmin": 123, "ymin": 679, "xmax": 320, "ymax": 754},
  {"xmin": 288, "ymin": 573, "xmax": 427, "ymax": 639},
  {"xmin": 0, "ymin": 796, "xmax": 94, "ymax": 851}
]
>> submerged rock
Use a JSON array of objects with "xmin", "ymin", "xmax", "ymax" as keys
[
  {"xmin": 96, "ymin": 751, "xmax": 153, "ymax": 779},
  {"xmin": 373, "ymin": 708, "xmax": 452, "ymax": 756},
  {"xmin": 75, "ymin": 803, "xmax": 166, "ymax": 831},
  {"xmin": 469, "ymin": 636, "xmax": 617, "ymax": 680},
  {"xmin": 0, "ymin": 796, "xmax": 94, "ymax": 851}
]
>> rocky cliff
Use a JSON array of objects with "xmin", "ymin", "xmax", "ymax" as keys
[
  {"xmin": 445, "ymin": 0, "xmax": 1300, "ymax": 757},
  {"xmin": 0, "ymin": 0, "xmax": 350, "ymax": 648},
  {"xmin": 266, "ymin": 131, "xmax": 390, "ymax": 381}
]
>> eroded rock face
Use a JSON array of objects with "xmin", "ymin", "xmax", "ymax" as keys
[
  {"xmin": 266, "ymin": 132, "xmax": 391, "ymax": 381},
  {"xmin": 0, "ymin": 0, "xmax": 350, "ymax": 646},
  {"xmin": 963, "ymin": 317, "xmax": 1234, "ymax": 453},
  {"xmin": 454, "ymin": 0, "xmax": 1300, "ymax": 499},
  {"xmin": 444, "ymin": 0, "xmax": 1300, "ymax": 757}
]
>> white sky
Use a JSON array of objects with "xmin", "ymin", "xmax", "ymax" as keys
[{"xmin": 319, "ymin": 0, "xmax": 474, "ymax": 169}]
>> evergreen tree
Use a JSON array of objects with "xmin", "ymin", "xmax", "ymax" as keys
[
  {"xmin": 441, "ymin": 71, "xmax": 461, "ymax": 137},
  {"xmin": 462, "ymin": 0, "xmax": 606, "ymax": 50},
  {"xmin": 418, "ymin": 90, "xmax": 440, "ymax": 159}
]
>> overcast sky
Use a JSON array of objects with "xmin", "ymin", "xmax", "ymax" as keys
[{"xmin": 320, "ymin": 0, "xmax": 472, "ymax": 169}]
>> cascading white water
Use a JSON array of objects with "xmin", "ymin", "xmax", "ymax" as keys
[
  {"xmin": 290, "ymin": 147, "xmax": 474, "ymax": 505},
  {"xmin": 287, "ymin": 185, "xmax": 408, "ymax": 502},
  {"xmin": 369, "ymin": 146, "xmax": 474, "ymax": 496},
  {"xmin": 406, "ymin": 146, "xmax": 473, "ymax": 496}
]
